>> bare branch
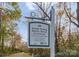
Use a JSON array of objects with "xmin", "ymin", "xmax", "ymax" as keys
[
  {"xmin": 46, "ymin": 2, "xmax": 52, "ymax": 12},
  {"xmin": 64, "ymin": 3, "xmax": 79, "ymax": 27},
  {"xmin": 70, "ymin": 14, "xmax": 77, "ymax": 20},
  {"xmin": 33, "ymin": 2, "xmax": 50, "ymax": 19}
]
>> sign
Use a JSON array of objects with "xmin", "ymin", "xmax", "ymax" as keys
[{"xmin": 28, "ymin": 22, "xmax": 50, "ymax": 48}]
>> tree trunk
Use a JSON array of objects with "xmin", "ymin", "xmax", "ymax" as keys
[
  {"xmin": 77, "ymin": 2, "xmax": 79, "ymax": 25},
  {"xmin": 77, "ymin": 3, "xmax": 79, "ymax": 41}
]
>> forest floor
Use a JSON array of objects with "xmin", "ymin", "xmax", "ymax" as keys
[{"xmin": 7, "ymin": 52, "xmax": 32, "ymax": 57}]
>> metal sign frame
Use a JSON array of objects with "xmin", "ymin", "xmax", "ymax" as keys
[{"xmin": 28, "ymin": 21, "xmax": 50, "ymax": 48}]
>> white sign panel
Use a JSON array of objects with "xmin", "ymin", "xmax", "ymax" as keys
[{"xmin": 28, "ymin": 22, "xmax": 50, "ymax": 47}]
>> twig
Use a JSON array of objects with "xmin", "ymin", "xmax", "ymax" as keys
[
  {"xmin": 64, "ymin": 4, "xmax": 79, "ymax": 27},
  {"xmin": 33, "ymin": 2, "xmax": 50, "ymax": 19}
]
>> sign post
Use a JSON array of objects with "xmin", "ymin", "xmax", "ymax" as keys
[{"xmin": 50, "ymin": 7, "xmax": 55, "ymax": 57}]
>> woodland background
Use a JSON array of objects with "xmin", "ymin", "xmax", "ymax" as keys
[{"xmin": 0, "ymin": 2, "xmax": 79, "ymax": 57}]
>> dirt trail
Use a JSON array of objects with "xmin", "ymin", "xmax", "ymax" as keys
[{"xmin": 8, "ymin": 52, "xmax": 32, "ymax": 57}]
